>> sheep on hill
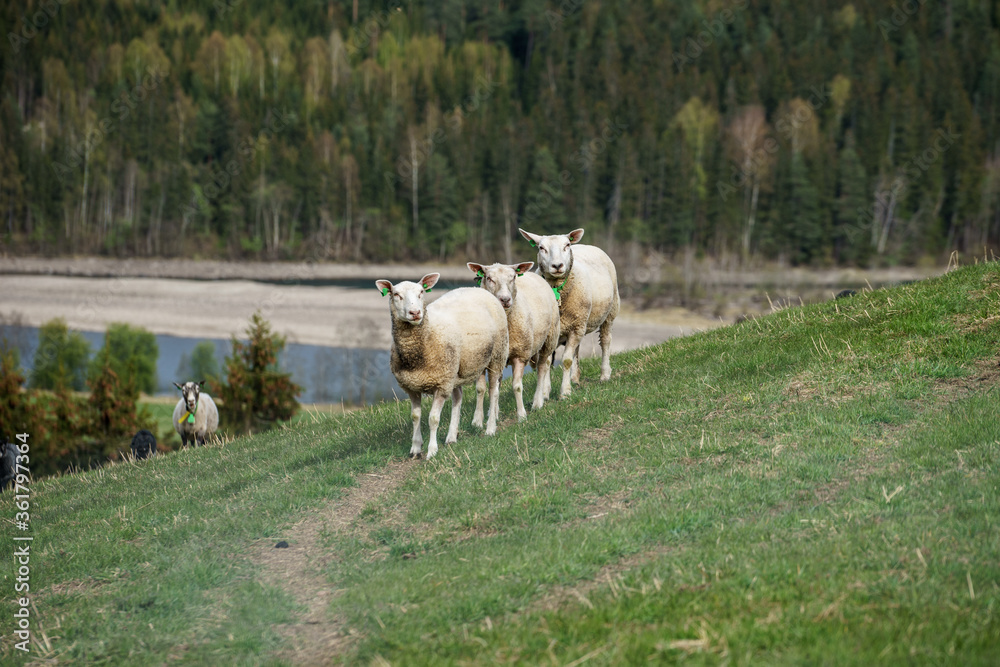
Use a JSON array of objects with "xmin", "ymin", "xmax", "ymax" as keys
[
  {"xmin": 172, "ymin": 381, "xmax": 219, "ymax": 447},
  {"xmin": 130, "ymin": 429, "xmax": 157, "ymax": 459},
  {"xmin": 467, "ymin": 261, "xmax": 561, "ymax": 420},
  {"xmin": 519, "ymin": 227, "xmax": 620, "ymax": 399},
  {"xmin": 375, "ymin": 273, "xmax": 509, "ymax": 459}
]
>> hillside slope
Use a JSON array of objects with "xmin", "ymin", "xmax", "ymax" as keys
[{"xmin": 2, "ymin": 263, "xmax": 999, "ymax": 665}]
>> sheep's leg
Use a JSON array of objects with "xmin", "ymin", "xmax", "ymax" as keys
[
  {"xmin": 560, "ymin": 332, "xmax": 582, "ymax": 398},
  {"xmin": 407, "ymin": 391, "xmax": 423, "ymax": 458},
  {"xmin": 571, "ymin": 344, "xmax": 582, "ymax": 384},
  {"xmin": 445, "ymin": 386, "xmax": 463, "ymax": 444},
  {"xmin": 512, "ymin": 358, "xmax": 528, "ymax": 421},
  {"xmin": 598, "ymin": 319, "xmax": 614, "ymax": 381},
  {"xmin": 486, "ymin": 365, "xmax": 501, "ymax": 435},
  {"xmin": 472, "ymin": 372, "xmax": 487, "ymax": 429},
  {"xmin": 542, "ymin": 350, "xmax": 556, "ymax": 401},
  {"xmin": 531, "ymin": 354, "xmax": 549, "ymax": 411},
  {"xmin": 426, "ymin": 389, "xmax": 449, "ymax": 458}
]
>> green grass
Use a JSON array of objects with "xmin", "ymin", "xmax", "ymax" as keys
[{"xmin": 3, "ymin": 263, "xmax": 1000, "ymax": 665}]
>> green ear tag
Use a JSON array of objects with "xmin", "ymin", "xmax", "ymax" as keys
[
  {"xmin": 423, "ymin": 284, "xmax": 432, "ymax": 293},
  {"xmin": 528, "ymin": 240, "xmax": 537, "ymax": 248},
  {"xmin": 187, "ymin": 414, "xmax": 195, "ymax": 424},
  {"xmin": 380, "ymin": 287, "xmax": 389, "ymax": 297}
]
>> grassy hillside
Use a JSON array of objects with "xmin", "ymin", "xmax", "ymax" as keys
[{"xmin": 2, "ymin": 263, "xmax": 999, "ymax": 665}]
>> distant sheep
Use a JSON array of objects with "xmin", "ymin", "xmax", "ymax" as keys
[
  {"xmin": 519, "ymin": 228, "xmax": 620, "ymax": 398},
  {"xmin": 375, "ymin": 273, "xmax": 509, "ymax": 459},
  {"xmin": 467, "ymin": 261, "xmax": 560, "ymax": 420},
  {"xmin": 0, "ymin": 438, "xmax": 16, "ymax": 492},
  {"xmin": 173, "ymin": 381, "xmax": 219, "ymax": 447},
  {"xmin": 130, "ymin": 429, "xmax": 157, "ymax": 459}
]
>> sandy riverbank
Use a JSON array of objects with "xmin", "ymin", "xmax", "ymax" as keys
[{"xmin": 0, "ymin": 257, "xmax": 725, "ymax": 354}]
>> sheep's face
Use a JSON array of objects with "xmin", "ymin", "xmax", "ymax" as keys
[
  {"xmin": 376, "ymin": 273, "xmax": 440, "ymax": 325},
  {"xmin": 467, "ymin": 262, "xmax": 534, "ymax": 311},
  {"xmin": 174, "ymin": 381, "xmax": 203, "ymax": 412},
  {"xmin": 519, "ymin": 228, "xmax": 585, "ymax": 281}
]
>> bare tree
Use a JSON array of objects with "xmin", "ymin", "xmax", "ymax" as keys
[{"xmin": 726, "ymin": 105, "xmax": 773, "ymax": 260}]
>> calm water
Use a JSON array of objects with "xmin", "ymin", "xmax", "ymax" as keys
[{"xmin": 3, "ymin": 327, "xmax": 398, "ymax": 405}]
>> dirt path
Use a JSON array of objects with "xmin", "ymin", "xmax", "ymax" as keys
[{"xmin": 253, "ymin": 460, "xmax": 411, "ymax": 665}]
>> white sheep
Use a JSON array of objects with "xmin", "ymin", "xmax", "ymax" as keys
[
  {"xmin": 375, "ymin": 273, "xmax": 509, "ymax": 459},
  {"xmin": 466, "ymin": 261, "xmax": 561, "ymax": 420},
  {"xmin": 519, "ymin": 228, "xmax": 620, "ymax": 398},
  {"xmin": 172, "ymin": 381, "xmax": 220, "ymax": 447}
]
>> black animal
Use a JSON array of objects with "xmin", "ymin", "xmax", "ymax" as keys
[
  {"xmin": 1, "ymin": 438, "xmax": 17, "ymax": 491},
  {"xmin": 130, "ymin": 429, "xmax": 157, "ymax": 460},
  {"xmin": 835, "ymin": 289, "xmax": 857, "ymax": 299}
]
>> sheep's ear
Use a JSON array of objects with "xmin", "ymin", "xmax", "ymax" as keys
[
  {"xmin": 420, "ymin": 273, "xmax": 440, "ymax": 292},
  {"xmin": 567, "ymin": 228, "xmax": 585, "ymax": 244},
  {"xmin": 519, "ymin": 228, "xmax": 541, "ymax": 248},
  {"xmin": 375, "ymin": 279, "xmax": 393, "ymax": 297},
  {"xmin": 198, "ymin": 380, "xmax": 205, "ymax": 387},
  {"xmin": 467, "ymin": 263, "xmax": 485, "ymax": 285},
  {"xmin": 173, "ymin": 382, "xmax": 183, "ymax": 391},
  {"xmin": 513, "ymin": 261, "xmax": 534, "ymax": 276}
]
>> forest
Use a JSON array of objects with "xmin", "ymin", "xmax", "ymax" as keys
[{"xmin": 2, "ymin": 0, "xmax": 999, "ymax": 267}]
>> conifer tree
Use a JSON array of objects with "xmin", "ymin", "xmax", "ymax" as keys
[{"xmin": 217, "ymin": 311, "xmax": 301, "ymax": 433}]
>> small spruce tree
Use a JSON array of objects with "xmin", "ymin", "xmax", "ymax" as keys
[
  {"xmin": 0, "ymin": 348, "xmax": 28, "ymax": 435},
  {"xmin": 217, "ymin": 312, "xmax": 301, "ymax": 433},
  {"xmin": 88, "ymin": 348, "xmax": 142, "ymax": 439}
]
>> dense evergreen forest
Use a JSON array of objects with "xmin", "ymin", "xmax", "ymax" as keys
[{"xmin": 2, "ymin": 0, "xmax": 999, "ymax": 267}]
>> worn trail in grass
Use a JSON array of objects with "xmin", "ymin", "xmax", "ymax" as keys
[{"xmin": 253, "ymin": 460, "xmax": 411, "ymax": 664}]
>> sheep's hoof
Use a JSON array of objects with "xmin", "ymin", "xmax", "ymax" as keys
[{"xmin": 409, "ymin": 451, "xmax": 423, "ymax": 460}]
